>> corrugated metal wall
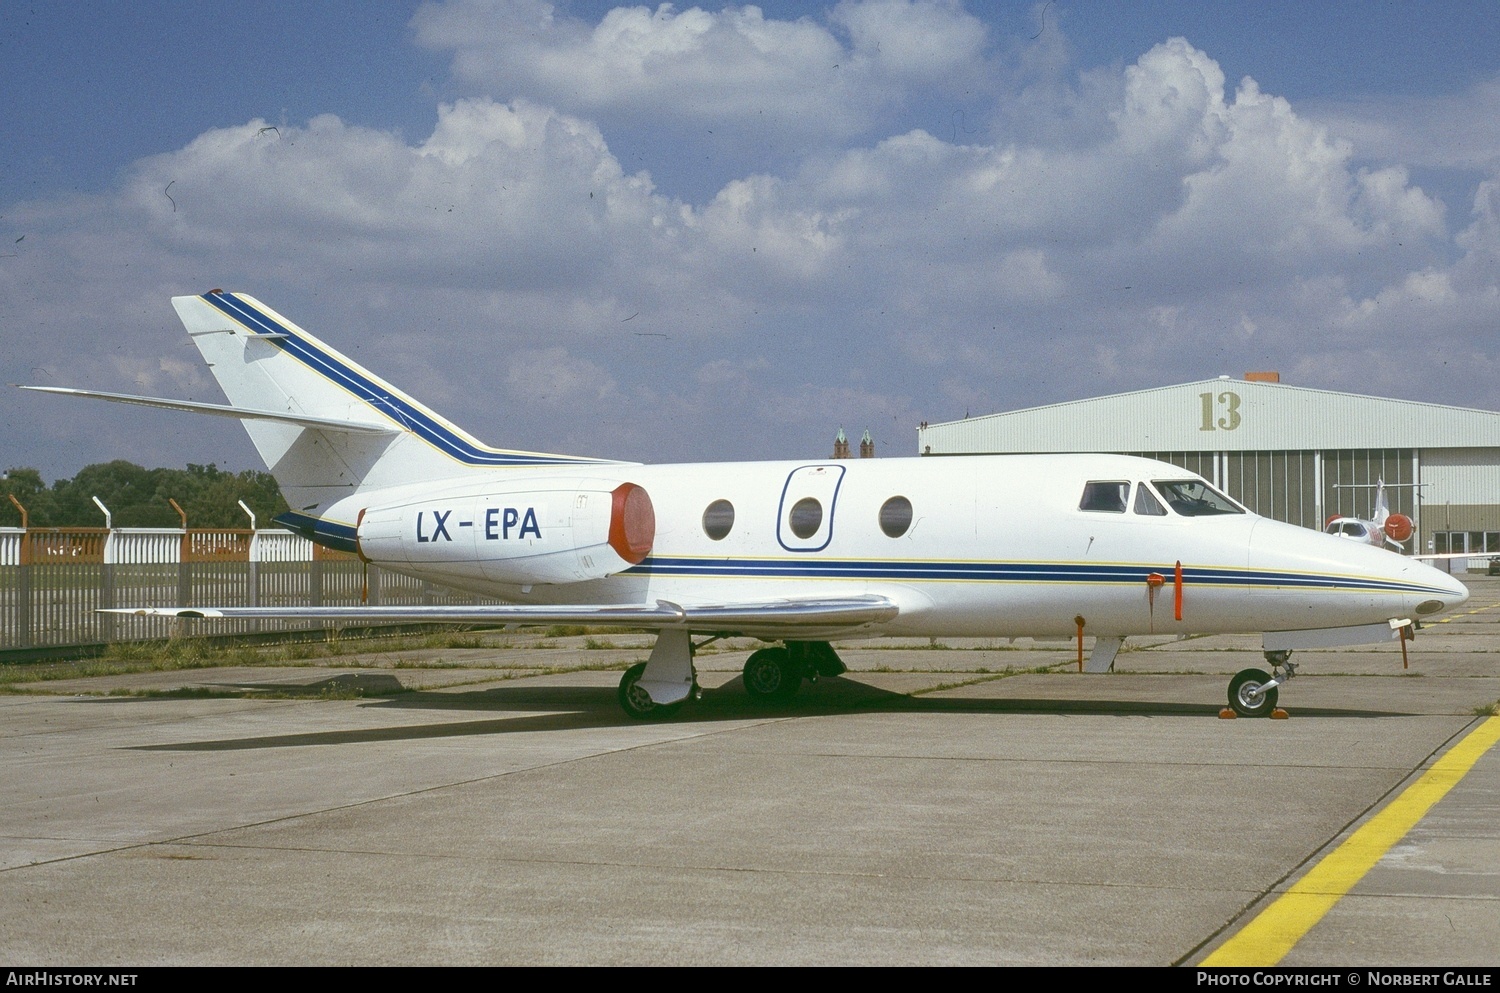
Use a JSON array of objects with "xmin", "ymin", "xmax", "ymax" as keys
[
  {"xmin": 920, "ymin": 380, "xmax": 1500, "ymax": 454},
  {"xmin": 1421, "ymin": 448, "xmax": 1500, "ymax": 504},
  {"xmin": 1322, "ymin": 450, "xmax": 1417, "ymax": 521}
]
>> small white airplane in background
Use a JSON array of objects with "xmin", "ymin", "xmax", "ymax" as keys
[
  {"xmin": 25, "ymin": 291, "xmax": 1470, "ymax": 719},
  {"xmin": 1324, "ymin": 480, "xmax": 1415, "ymax": 550},
  {"xmin": 1326, "ymin": 480, "xmax": 1499, "ymax": 568}
]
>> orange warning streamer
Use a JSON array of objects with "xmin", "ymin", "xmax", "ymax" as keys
[
  {"xmin": 1074, "ymin": 615, "xmax": 1086, "ymax": 672},
  {"xmin": 1174, "ymin": 561, "xmax": 1183, "ymax": 621}
]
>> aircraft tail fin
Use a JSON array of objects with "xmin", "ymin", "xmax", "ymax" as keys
[
  {"xmin": 170, "ymin": 291, "xmax": 614, "ymax": 528},
  {"xmin": 1372, "ymin": 478, "xmax": 1390, "ymax": 528}
]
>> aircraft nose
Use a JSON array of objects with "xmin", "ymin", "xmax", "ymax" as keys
[
  {"xmin": 1249, "ymin": 519, "xmax": 1470, "ymax": 621},
  {"xmin": 1380, "ymin": 551, "xmax": 1470, "ymax": 621},
  {"xmin": 1415, "ymin": 565, "xmax": 1469, "ymax": 616}
]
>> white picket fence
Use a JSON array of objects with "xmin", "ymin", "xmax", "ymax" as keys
[{"xmin": 0, "ymin": 527, "xmax": 484, "ymax": 651}]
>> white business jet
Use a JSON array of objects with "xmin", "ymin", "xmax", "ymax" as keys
[{"xmin": 25, "ymin": 292, "xmax": 1470, "ymax": 719}]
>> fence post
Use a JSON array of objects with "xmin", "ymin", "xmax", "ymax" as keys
[
  {"xmin": 246, "ymin": 528, "xmax": 262, "ymax": 635},
  {"xmin": 310, "ymin": 548, "xmax": 324, "ymax": 607},
  {"xmin": 247, "ymin": 551, "xmax": 261, "ymax": 608},
  {"xmin": 99, "ymin": 530, "xmax": 116, "ymax": 644},
  {"xmin": 93, "ymin": 499, "xmax": 115, "ymax": 644},
  {"xmin": 241, "ymin": 507, "xmax": 262, "ymax": 615},
  {"xmin": 17, "ymin": 531, "xmax": 33, "ymax": 649},
  {"xmin": 176, "ymin": 535, "xmax": 192, "ymax": 610},
  {"xmin": 169, "ymin": 500, "xmax": 191, "ymax": 610},
  {"xmin": 5, "ymin": 500, "xmax": 31, "ymax": 648}
]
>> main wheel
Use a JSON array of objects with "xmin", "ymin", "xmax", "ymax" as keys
[
  {"xmin": 618, "ymin": 662, "xmax": 682, "ymax": 720},
  {"xmin": 742, "ymin": 648, "xmax": 800, "ymax": 702},
  {"xmin": 1228, "ymin": 668, "xmax": 1278, "ymax": 718}
]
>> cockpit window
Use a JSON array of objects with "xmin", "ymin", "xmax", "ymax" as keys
[
  {"xmin": 1153, "ymin": 480, "xmax": 1244, "ymax": 517},
  {"xmin": 1079, "ymin": 481, "xmax": 1129, "ymax": 513},
  {"xmin": 1133, "ymin": 484, "xmax": 1168, "ymax": 516}
]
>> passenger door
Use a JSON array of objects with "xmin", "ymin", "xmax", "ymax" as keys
[{"xmin": 777, "ymin": 465, "xmax": 845, "ymax": 552}]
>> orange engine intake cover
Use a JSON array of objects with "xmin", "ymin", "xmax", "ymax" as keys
[
  {"xmin": 1384, "ymin": 513, "xmax": 1414, "ymax": 543},
  {"xmin": 608, "ymin": 482, "xmax": 655, "ymax": 564}
]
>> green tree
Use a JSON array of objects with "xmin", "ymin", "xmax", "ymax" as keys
[
  {"xmin": 0, "ymin": 462, "xmax": 289, "ymax": 529},
  {"xmin": 0, "ymin": 468, "xmax": 53, "ymax": 526},
  {"xmin": 173, "ymin": 464, "xmax": 287, "ymax": 528}
]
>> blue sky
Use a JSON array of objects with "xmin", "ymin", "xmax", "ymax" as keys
[{"xmin": 5, "ymin": 1, "xmax": 1500, "ymax": 481}]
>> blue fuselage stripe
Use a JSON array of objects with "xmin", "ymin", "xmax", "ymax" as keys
[
  {"xmin": 273, "ymin": 511, "xmax": 360, "ymax": 554},
  {"xmin": 624, "ymin": 556, "xmax": 1447, "ymax": 596}
]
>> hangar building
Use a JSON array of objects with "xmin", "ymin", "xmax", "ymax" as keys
[{"xmin": 915, "ymin": 375, "xmax": 1500, "ymax": 564}]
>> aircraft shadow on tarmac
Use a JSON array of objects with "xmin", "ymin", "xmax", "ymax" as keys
[{"xmin": 130, "ymin": 674, "xmax": 1419, "ymax": 752}]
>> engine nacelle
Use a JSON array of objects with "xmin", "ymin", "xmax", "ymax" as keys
[
  {"xmin": 1383, "ymin": 513, "xmax": 1414, "ymax": 543},
  {"xmin": 356, "ymin": 480, "xmax": 654, "ymax": 586}
]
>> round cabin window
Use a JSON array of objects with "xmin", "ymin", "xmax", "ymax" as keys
[
  {"xmin": 702, "ymin": 499, "xmax": 735, "ymax": 540},
  {"xmin": 879, "ymin": 496, "xmax": 913, "ymax": 538},
  {"xmin": 788, "ymin": 497, "xmax": 823, "ymax": 539}
]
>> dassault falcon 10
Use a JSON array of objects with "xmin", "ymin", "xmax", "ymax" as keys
[{"xmin": 25, "ymin": 291, "xmax": 1469, "ymax": 719}]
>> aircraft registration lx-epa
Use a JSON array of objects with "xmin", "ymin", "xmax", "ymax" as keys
[{"xmin": 24, "ymin": 291, "xmax": 1470, "ymax": 719}]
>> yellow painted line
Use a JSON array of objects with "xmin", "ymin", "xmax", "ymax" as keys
[
  {"xmin": 1202, "ymin": 716, "xmax": 1500, "ymax": 967},
  {"xmin": 1430, "ymin": 598, "xmax": 1500, "ymax": 624}
]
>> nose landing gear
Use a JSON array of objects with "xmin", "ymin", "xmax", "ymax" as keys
[{"xmin": 1227, "ymin": 650, "xmax": 1297, "ymax": 718}]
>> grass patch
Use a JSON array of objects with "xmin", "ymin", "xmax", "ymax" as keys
[
  {"xmin": 906, "ymin": 662, "xmax": 1074, "ymax": 696},
  {"xmin": 908, "ymin": 673, "xmax": 1013, "ymax": 694},
  {"xmin": 0, "ymin": 629, "xmax": 520, "ymax": 686},
  {"xmin": 390, "ymin": 657, "xmax": 491, "ymax": 670},
  {"xmin": 541, "ymin": 624, "xmax": 641, "ymax": 638}
]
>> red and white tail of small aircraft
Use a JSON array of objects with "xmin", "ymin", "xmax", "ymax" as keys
[{"xmin": 24, "ymin": 291, "xmax": 1472, "ymax": 719}]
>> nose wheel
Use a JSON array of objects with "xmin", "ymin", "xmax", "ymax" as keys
[{"xmin": 1227, "ymin": 651, "xmax": 1296, "ymax": 718}]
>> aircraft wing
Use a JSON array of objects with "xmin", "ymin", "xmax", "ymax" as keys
[
  {"xmin": 19, "ymin": 386, "xmax": 399, "ymax": 436},
  {"xmin": 1412, "ymin": 552, "xmax": 1500, "ymax": 561},
  {"xmin": 103, "ymin": 595, "xmax": 900, "ymax": 636}
]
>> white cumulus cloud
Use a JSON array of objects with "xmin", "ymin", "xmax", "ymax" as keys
[{"xmin": 4, "ymin": 5, "xmax": 1497, "ymax": 478}]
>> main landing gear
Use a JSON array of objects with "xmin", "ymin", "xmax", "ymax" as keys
[
  {"xmin": 615, "ymin": 635, "xmax": 849, "ymax": 720},
  {"xmin": 617, "ymin": 629, "xmax": 698, "ymax": 721},
  {"xmin": 744, "ymin": 642, "xmax": 852, "ymax": 705},
  {"xmin": 741, "ymin": 641, "xmax": 848, "ymax": 704},
  {"xmin": 617, "ymin": 661, "xmax": 688, "ymax": 720},
  {"xmin": 1227, "ymin": 650, "xmax": 1297, "ymax": 718}
]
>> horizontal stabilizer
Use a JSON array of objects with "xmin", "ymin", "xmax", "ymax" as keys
[
  {"xmin": 19, "ymin": 386, "xmax": 399, "ymax": 436},
  {"xmin": 102, "ymin": 595, "xmax": 899, "ymax": 633}
]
